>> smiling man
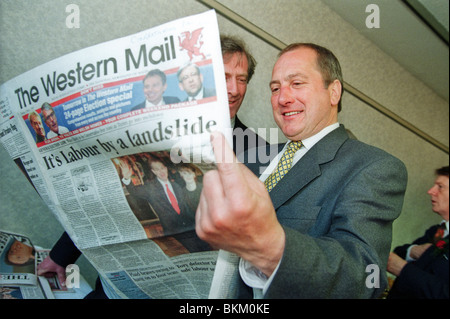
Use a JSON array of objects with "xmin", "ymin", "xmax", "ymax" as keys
[
  {"xmin": 132, "ymin": 69, "xmax": 180, "ymax": 111},
  {"xmin": 196, "ymin": 43, "xmax": 408, "ymax": 298},
  {"xmin": 220, "ymin": 35, "xmax": 268, "ymax": 157}
]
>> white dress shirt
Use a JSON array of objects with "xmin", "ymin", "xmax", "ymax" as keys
[{"xmin": 145, "ymin": 98, "xmax": 165, "ymax": 108}]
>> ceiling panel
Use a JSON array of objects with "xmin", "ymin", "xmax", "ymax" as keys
[{"xmin": 322, "ymin": 0, "xmax": 449, "ymax": 102}]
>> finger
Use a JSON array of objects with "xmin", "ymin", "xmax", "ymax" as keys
[
  {"xmin": 195, "ymin": 170, "xmax": 224, "ymax": 232},
  {"xmin": 36, "ymin": 265, "xmax": 48, "ymax": 276},
  {"xmin": 56, "ymin": 269, "xmax": 67, "ymax": 289},
  {"xmin": 195, "ymin": 188, "xmax": 207, "ymax": 237},
  {"xmin": 211, "ymin": 131, "xmax": 238, "ymax": 165},
  {"xmin": 210, "ymin": 131, "xmax": 249, "ymax": 199}
]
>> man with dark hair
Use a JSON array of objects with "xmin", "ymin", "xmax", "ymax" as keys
[
  {"xmin": 387, "ymin": 166, "xmax": 449, "ymax": 299},
  {"xmin": 132, "ymin": 69, "xmax": 180, "ymax": 111},
  {"xmin": 220, "ymin": 35, "xmax": 268, "ymax": 157}
]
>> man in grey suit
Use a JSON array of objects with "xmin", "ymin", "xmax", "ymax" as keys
[{"xmin": 196, "ymin": 43, "xmax": 408, "ymax": 298}]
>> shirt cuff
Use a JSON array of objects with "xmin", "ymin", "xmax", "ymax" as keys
[
  {"xmin": 406, "ymin": 245, "xmax": 417, "ymax": 262},
  {"xmin": 238, "ymin": 258, "xmax": 281, "ymax": 297}
]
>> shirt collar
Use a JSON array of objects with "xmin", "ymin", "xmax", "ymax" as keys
[
  {"xmin": 230, "ymin": 116, "xmax": 236, "ymax": 128},
  {"xmin": 443, "ymin": 220, "xmax": 449, "ymax": 233},
  {"xmin": 145, "ymin": 98, "xmax": 164, "ymax": 108},
  {"xmin": 190, "ymin": 88, "xmax": 204, "ymax": 101},
  {"xmin": 294, "ymin": 122, "xmax": 340, "ymax": 150}
]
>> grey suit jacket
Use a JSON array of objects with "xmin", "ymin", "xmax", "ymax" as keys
[{"xmin": 244, "ymin": 125, "xmax": 408, "ymax": 298}]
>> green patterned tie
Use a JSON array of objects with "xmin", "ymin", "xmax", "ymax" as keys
[{"xmin": 264, "ymin": 141, "xmax": 303, "ymax": 192}]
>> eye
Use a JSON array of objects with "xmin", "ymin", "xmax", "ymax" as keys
[{"xmin": 270, "ymin": 85, "xmax": 280, "ymax": 94}]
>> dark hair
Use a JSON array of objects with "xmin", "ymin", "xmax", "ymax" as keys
[
  {"xmin": 279, "ymin": 43, "xmax": 344, "ymax": 112},
  {"xmin": 220, "ymin": 35, "xmax": 257, "ymax": 83},
  {"xmin": 436, "ymin": 166, "xmax": 449, "ymax": 177},
  {"xmin": 40, "ymin": 102, "xmax": 54, "ymax": 113},
  {"xmin": 143, "ymin": 69, "xmax": 167, "ymax": 85}
]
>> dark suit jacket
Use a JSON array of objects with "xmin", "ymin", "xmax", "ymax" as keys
[
  {"xmin": 127, "ymin": 178, "xmax": 195, "ymax": 236},
  {"xmin": 233, "ymin": 116, "xmax": 268, "ymax": 159},
  {"xmin": 184, "ymin": 87, "xmax": 216, "ymax": 101},
  {"xmin": 49, "ymin": 231, "xmax": 81, "ymax": 267},
  {"xmin": 388, "ymin": 225, "xmax": 449, "ymax": 299},
  {"xmin": 131, "ymin": 96, "xmax": 180, "ymax": 111},
  {"xmin": 242, "ymin": 125, "xmax": 407, "ymax": 298}
]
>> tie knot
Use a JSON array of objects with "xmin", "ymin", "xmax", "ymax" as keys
[{"xmin": 287, "ymin": 141, "xmax": 302, "ymax": 153}]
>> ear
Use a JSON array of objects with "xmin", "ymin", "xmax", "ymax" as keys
[{"xmin": 329, "ymin": 80, "xmax": 342, "ymax": 107}]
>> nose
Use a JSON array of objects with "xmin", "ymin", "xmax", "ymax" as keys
[
  {"xmin": 277, "ymin": 86, "xmax": 295, "ymax": 106},
  {"xmin": 227, "ymin": 77, "xmax": 238, "ymax": 96},
  {"xmin": 427, "ymin": 185, "xmax": 437, "ymax": 196}
]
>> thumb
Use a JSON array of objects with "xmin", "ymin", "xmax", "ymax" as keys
[
  {"xmin": 56, "ymin": 267, "xmax": 67, "ymax": 289},
  {"xmin": 210, "ymin": 131, "xmax": 247, "ymax": 195}
]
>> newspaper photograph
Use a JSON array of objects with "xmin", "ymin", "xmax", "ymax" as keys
[
  {"xmin": 0, "ymin": 10, "xmax": 232, "ymax": 298},
  {"xmin": 0, "ymin": 231, "xmax": 83, "ymax": 299},
  {"xmin": 0, "ymin": 231, "xmax": 37, "ymax": 287}
]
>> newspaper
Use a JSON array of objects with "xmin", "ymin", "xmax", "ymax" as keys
[
  {"xmin": 0, "ymin": 230, "xmax": 55, "ymax": 299},
  {"xmin": 0, "ymin": 231, "xmax": 38, "ymax": 287},
  {"xmin": 0, "ymin": 10, "xmax": 232, "ymax": 299},
  {"xmin": 0, "ymin": 230, "xmax": 93, "ymax": 299}
]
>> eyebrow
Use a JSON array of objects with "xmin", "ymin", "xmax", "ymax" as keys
[
  {"xmin": 225, "ymin": 71, "xmax": 248, "ymax": 78},
  {"xmin": 269, "ymin": 72, "xmax": 308, "ymax": 87}
]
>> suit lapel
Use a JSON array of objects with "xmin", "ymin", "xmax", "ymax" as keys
[
  {"xmin": 245, "ymin": 143, "xmax": 283, "ymax": 176},
  {"xmin": 269, "ymin": 126, "xmax": 349, "ymax": 210},
  {"xmin": 269, "ymin": 149, "xmax": 321, "ymax": 210}
]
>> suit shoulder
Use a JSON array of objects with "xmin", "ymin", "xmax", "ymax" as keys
[
  {"xmin": 338, "ymin": 139, "xmax": 408, "ymax": 182},
  {"xmin": 131, "ymin": 101, "xmax": 145, "ymax": 111},
  {"xmin": 343, "ymin": 138, "xmax": 404, "ymax": 164},
  {"xmin": 164, "ymin": 96, "xmax": 180, "ymax": 104}
]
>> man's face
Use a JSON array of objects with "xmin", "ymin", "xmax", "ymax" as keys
[
  {"xmin": 30, "ymin": 115, "xmax": 45, "ymax": 138},
  {"xmin": 427, "ymin": 175, "xmax": 449, "ymax": 220},
  {"xmin": 143, "ymin": 75, "xmax": 167, "ymax": 105},
  {"xmin": 270, "ymin": 47, "xmax": 340, "ymax": 141},
  {"xmin": 42, "ymin": 109, "xmax": 59, "ymax": 133},
  {"xmin": 8, "ymin": 240, "xmax": 33, "ymax": 265},
  {"xmin": 224, "ymin": 52, "xmax": 249, "ymax": 118},
  {"xmin": 151, "ymin": 161, "xmax": 169, "ymax": 181},
  {"xmin": 178, "ymin": 65, "xmax": 203, "ymax": 97}
]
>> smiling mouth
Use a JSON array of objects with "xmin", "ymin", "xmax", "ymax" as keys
[{"xmin": 283, "ymin": 111, "xmax": 302, "ymax": 116}]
